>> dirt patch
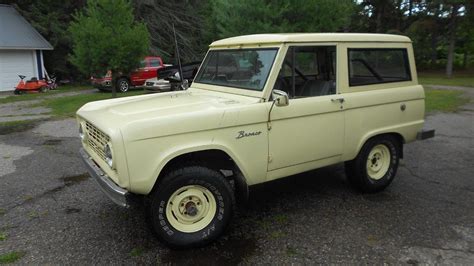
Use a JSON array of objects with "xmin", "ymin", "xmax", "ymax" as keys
[
  {"xmin": 160, "ymin": 236, "xmax": 258, "ymax": 264},
  {"xmin": 65, "ymin": 207, "xmax": 82, "ymax": 214},
  {"xmin": 0, "ymin": 120, "xmax": 41, "ymax": 135},
  {"xmin": 61, "ymin": 173, "xmax": 90, "ymax": 185},
  {"xmin": 42, "ymin": 139, "xmax": 63, "ymax": 146}
]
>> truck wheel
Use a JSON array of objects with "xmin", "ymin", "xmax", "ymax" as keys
[
  {"xmin": 345, "ymin": 135, "xmax": 400, "ymax": 193},
  {"xmin": 116, "ymin": 78, "xmax": 130, "ymax": 92},
  {"xmin": 148, "ymin": 165, "xmax": 235, "ymax": 248}
]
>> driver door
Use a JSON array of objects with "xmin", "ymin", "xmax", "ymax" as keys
[{"xmin": 268, "ymin": 45, "xmax": 345, "ymax": 172}]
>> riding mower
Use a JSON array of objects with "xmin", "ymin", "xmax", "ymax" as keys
[{"xmin": 14, "ymin": 75, "xmax": 57, "ymax": 95}]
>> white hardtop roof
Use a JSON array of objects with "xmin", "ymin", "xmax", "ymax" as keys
[{"xmin": 210, "ymin": 33, "xmax": 411, "ymax": 47}]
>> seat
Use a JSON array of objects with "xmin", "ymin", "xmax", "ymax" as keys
[
  {"xmin": 273, "ymin": 76, "xmax": 291, "ymax": 96},
  {"xmin": 300, "ymin": 80, "xmax": 335, "ymax": 97}
]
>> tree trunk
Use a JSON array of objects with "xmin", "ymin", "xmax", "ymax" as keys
[
  {"xmin": 446, "ymin": 37, "xmax": 455, "ymax": 77},
  {"xmin": 463, "ymin": 52, "xmax": 468, "ymax": 69},
  {"xmin": 408, "ymin": 0, "xmax": 413, "ymax": 17},
  {"xmin": 430, "ymin": 32, "xmax": 438, "ymax": 66},
  {"xmin": 376, "ymin": 5, "xmax": 383, "ymax": 33},
  {"xmin": 111, "ymin": 72, "xmax": 117, "ymax": 98},
  {"xmin": 445, "ymin": 5, "xmax": 459, "ymax": 78}
]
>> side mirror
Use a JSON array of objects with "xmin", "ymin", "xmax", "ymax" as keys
[{"xmin": 272, "ymin": 90, "xmax": 289, "ymax": 107}]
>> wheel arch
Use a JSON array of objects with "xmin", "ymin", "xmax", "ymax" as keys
[
  {"xmin": 353, "ymin": 131, "xmax": 405, "ymax": 160},
  {"xmin": 149, "ymin": 147, "xmax": 250, "ymax": 206}
]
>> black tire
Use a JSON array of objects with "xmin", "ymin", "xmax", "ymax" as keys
[
  {"xmin": 345, "ymin": 135, "xmax": 401, "ymax": 193},
  {"xmin": 116, "ymin": 78, "xmax": 130, "ymax": 92},
  {"xmin": 148, "ymin": 165, "xmax": 235, "ymax": 248}
]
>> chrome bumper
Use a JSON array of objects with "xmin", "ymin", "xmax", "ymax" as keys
[{"xmin": 80, "ymin": 148, "xmax": 130, "ymax": 208}]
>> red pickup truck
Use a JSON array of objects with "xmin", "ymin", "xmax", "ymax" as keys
[{"xmin": 91, "ymin": 56, "xmax": 165, "ymax": 92}]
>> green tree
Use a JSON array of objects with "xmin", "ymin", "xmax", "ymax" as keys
[
  {"xmin": 458, "ymin": 1, "xmax": 474, "ymax": 68},
  {"xmin": 207, "ymin": 0, "xmax": 355, "ymax": 40},
  {"xmin": 69, "ymin": 0, "xmax": 150, "ymax": 97}
]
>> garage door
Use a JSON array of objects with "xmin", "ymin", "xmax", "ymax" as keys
[{"xmin": 0, "ymin": 50, "xmax": 36, "ymax": 91}]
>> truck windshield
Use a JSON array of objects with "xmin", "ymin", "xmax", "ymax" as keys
[{"xmin": 194, "ymin": 48, "xmax": 278, "ymax": 91}]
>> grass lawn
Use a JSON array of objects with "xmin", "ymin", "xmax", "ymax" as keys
[
  {"xmin": 419, "ymin": 71, "xmax": 474, "ymax": 87},
  {"xmin": 0, "ymin": 85, "xmax": 92, "ymax": 104},
  {"xmin": 0, "ymin": 251, "xmax": 25, "ymax": 264},
  {"xmin": 425, "ymin": 89, "xmax": 470, "ymax": 113},
  {"xmin": 39, "ymin": 90, "xmax": 146, "ymax": 118}
]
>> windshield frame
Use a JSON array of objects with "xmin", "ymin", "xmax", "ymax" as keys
[{"xmin": 191, "ymin": 45, "xmax": 282, "ymax": 98}]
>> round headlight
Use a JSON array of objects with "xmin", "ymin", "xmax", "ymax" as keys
[
  {"xmin": 79, "ymin": 124, "xmax": 85, "ymax": 140},
  {"xmin": 104, "ymin": 143, "xmax": 114, "ymax": 168}
]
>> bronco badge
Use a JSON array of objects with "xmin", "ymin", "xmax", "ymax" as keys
[{"xmin": 236, "ymin": 130, "xmax": 262, "ymax": 139}]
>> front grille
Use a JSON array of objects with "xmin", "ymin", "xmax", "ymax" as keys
[
  {"xmin": 146, "ymin": 82, "xmax": 154, "ymax": 86},
  {"xmin": 85, "ymin": 121, "xmax": 110, "ymax": 161}
]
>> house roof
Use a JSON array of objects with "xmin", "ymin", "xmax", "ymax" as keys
[
  {"xmin": 0, "ymin": 4, "xmax": 53, "ymax": 50},
  {"xmin": 210, "ymin": 33, "xmax": 411, "ymax": 47}
]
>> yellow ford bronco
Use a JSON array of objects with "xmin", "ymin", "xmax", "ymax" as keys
[{"xmin": 77, "ymin": 33, "xmax": 434, "ymax": 248}]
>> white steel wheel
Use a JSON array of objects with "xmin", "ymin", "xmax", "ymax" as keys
[
  {"xmin": 345, "ymin": 135, "xmax": 401, "ymax": 193},
  {"xmin": 166, "ymin": 185, "xmax": 217, "ymax": 233},
  {"xmin": 366, "ymin": 144, "xmax": 391, "ymax": 180},
  {"xmin": 149, "ymin": 165, "xmax": 235, "ymax": 248}
]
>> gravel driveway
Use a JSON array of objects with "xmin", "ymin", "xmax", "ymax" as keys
[{"xmin": 0, "ymin": 87, "xmax": 473, "ymax": 264}]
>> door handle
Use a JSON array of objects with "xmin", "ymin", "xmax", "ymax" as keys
[{"xmin": 331, "ymin": 97, "xmax": 345, "ymax": 104}]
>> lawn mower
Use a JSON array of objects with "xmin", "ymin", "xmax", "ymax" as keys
[{"xmin": 13, "ymin": 75, "xmax": 57, "ymax": 95}]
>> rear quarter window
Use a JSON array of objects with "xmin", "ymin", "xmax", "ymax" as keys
[{"xmin": 348, "ymin": 48, "xmax": 411, "ymax": 86}]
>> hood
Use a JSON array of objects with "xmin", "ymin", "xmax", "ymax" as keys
[{"xmin": 77, "ymin": 88, "xmax": 263, "ymax": 140}]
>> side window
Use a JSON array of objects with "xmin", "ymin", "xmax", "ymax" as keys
[
  {"xmin": 150, "ymin": 59, "xmax": 161, "ymax": 67},
  {"xmin": 348, "ymin": 48, "xmax": 411, "ymax": 86},
  {"xmin": 273, "ymin": 46, "xmax": 336, "ymax": 98}
]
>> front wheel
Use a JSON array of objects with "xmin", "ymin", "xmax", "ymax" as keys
[
  {"xmin": 148, "ymin": 165, "xmax": 235, "ymax": 248},
  {"xmin": 345, "ymin": 135, "xmax": 401, "ymax": 193}
]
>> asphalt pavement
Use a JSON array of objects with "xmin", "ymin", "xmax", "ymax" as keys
[{"xmin": 0, "ymin": 89, "xmax": 473, "ymax": 264}]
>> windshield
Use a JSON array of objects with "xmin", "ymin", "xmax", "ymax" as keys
[{"xmin": 194, "ymin": 48, "xmax": 278, "ymax": 91}]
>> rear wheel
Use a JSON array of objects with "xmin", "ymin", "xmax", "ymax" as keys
[
  {"xmin": 345, "ymin": 135, "xmax": 401, "ymax": 193},
  {"xmin": 148, "ymin": 165, "xmax": 235, "ymax": 248},
  {"xmin": 116, "ymin": 78, "xmax": 130, "ymax": 92}
]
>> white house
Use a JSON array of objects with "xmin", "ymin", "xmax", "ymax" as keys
[{"xmin": 0, "ymin": 4, "xmax": 53, "ymax": 91}]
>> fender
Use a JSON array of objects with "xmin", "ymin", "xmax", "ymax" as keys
[
  {"xmin": 147, "ymin": 143, "xmax": 251, "ymax": 195},
  {"xmin": 343, "ymin": 120, "xmax": 423, "ymax": 161}
]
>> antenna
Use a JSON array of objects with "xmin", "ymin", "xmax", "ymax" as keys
[{"xmin": 172, "ymin": 23, "xmax": 184, "ymax": 87}]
